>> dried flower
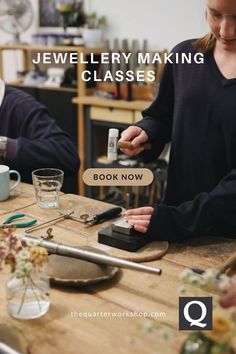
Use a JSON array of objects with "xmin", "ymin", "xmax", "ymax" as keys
[
  {"xmin": 219, "ymin": 276, "xmax": 236, "ymax": 308},
  {"xmin": 203, "ymin": 313, "xmax": 235, "ymax": 344},
  {"xmin": 0, "ymin": 229, "xmax": 48, "ymax": 277},
  {"xmin": 29, "ymin": 246, "xmax": 48, "ymax": 266},
  {"xmin": 180, "ymin": 267, "xmax": 236, "ymax": 354}
]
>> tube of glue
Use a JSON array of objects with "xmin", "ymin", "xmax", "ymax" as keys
[{"xmin": 107, "ymin": 128, "xmax": 119, "ymax": 160}]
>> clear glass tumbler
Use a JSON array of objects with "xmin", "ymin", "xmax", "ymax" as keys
[{"xmin": 32, "ymin": 168, "xmax": 64, "ymax": 208}]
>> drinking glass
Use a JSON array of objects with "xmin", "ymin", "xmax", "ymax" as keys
[{"xmin": 32, "ymin": 168, "xmax": 64, "ymax": 208}]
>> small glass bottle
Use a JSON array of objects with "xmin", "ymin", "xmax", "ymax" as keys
[{"xmin": 6, "ymin": 266, "xmax": 50, "ymax": 320}]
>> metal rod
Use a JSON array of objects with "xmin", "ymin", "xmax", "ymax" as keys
[
  {"xmin": 125, "ymin": 192, "xmax": 130, "ymax": 210},
  {"xmin": 25, "ymin": 212, "xmax": 73, "ymax": 233},
  {"xmin": 0, "ymin": 343, "xmax": 23, "ymax": 354},
  {"xmin": 22, "ymin": 235, "xmax": 162, "ymax": 276}
]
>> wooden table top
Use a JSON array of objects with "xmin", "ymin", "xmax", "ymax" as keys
[{"xmin": 0, "ymin": 183, "xmax": 236, "ymax": 354}]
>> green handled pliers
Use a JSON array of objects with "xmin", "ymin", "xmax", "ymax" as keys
[{"xmin": 0, "ymin": 213, "xmax": 37, "ymax": 228}]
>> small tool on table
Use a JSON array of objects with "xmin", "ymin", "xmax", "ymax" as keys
[
  {"xmin": 192, "ymin": 251, "xmax": 236, "ymax": 277},
  {"xmin": 26, "ymin": 207, "xmax": 122, "ymax": 233},
  {"xmin": 26, "ymin": 211, "xmax": 74, "ymax": 233},
  {"xmin": 218, "ymin": 251, "xmax": 236, "ymax": 274},
  {"xmin": 78, "ymin": 207, "xmax": 122, "ymax": 225},
  {"xmin": 98, "ymin": 217, "xmax": 151, "ymax": 252},
  {"xmin": 0, "ymin": 213, "xmax": 37, "ymax": 229}
]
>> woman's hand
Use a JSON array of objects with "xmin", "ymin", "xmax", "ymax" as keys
[
  {"xmin": 122, "ymin": 207, "xmax": 154, "ymax": 233},
  {"xmin": 119, "ymin": 126, "xmax": 149, "ymax": 157}
]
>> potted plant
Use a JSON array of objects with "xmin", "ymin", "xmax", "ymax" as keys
[{"xmin": 83, "ymin": 12, "xmax": 107, "ymax": 47}]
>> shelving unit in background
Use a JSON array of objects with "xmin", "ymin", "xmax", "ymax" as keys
[
  {"xmin": 0, "ymin": 45, "xmax": 166, "ymax": 196},
  {"xmin": 0, "ymin": 44, "xmax": 102, "ymax": 193},
  {"xmin": 72, "ymin": 96, "xmax": 151, "ymax": 199},
  {"xmin": 72, "ymin": 50, "xmax": 166, "ymax": 196}
]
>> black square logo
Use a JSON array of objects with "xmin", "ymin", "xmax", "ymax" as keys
[{"xmin": 179, "ymin": 297, "xmax": 212, "ymax": 330}]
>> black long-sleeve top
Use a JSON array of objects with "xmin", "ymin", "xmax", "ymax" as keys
[
  {"xmin": 0, "ymin": 85, "xmax": 80, "ymax": 183},
  {"xmin": 136, "ymin": 39, "xmax": 236, "ymax": 241}
]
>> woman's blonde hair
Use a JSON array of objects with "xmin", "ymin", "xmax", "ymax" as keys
[{"xmin": 193, "ymin": 32, "xmax": 216, "ymax": 53}]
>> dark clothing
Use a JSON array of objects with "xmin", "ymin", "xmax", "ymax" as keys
[
  {"xmin": 137, "ymin": 39, "xmax": 236, "ymax": 241},
  {"xmin": 0, "ymin": 86, "xmax": 80, "ymax": 183}
]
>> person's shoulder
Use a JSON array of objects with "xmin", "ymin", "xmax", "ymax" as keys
[
  {"xmin": 5, "ymin": 86, "xmax": 35, "ymax": 102},
  {"xmin": 171, "ymin": 39, "xmax": 199, "ymax": 54},
  {"xmin": 4, "ymin": 86, "xmax": 42, "ymax": 109}
]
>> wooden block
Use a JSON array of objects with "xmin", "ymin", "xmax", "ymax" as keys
[
  {"xmin": 134, "ymin": 110, "xmax": 143, "ymax": 123},
  {"xmin": 90, "ymin": 106, "xmax": 134, "ymax": 124},
  {"xmin": 96, "ymin": 82, "xmax": 156, "ymax": 101}
]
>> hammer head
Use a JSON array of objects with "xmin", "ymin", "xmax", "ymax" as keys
[
  {"xmin": 107, "ymin": 129, "xmax": 151, "ymax": 161},
  {"xmin": 107, "ymin": 128, "xmax": 132, "ymax": 161},
  {"xmin": 107, "ymin": 128, "xmax": 119, "ymax": 161}
]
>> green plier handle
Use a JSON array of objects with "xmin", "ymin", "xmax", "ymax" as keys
[{"xmin": 2, "ymin": 213, "xmax": 37, "ymax": 228}]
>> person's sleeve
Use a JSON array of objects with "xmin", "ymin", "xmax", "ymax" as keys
[
  {"xmin": 135, "ymin": 61, "xmax": 174, "ymax": 162},
  {"xmin": 148, "ymin": 169, "xmax": 236, "ymax": 241},
  {"xmin": 5, "ymin": 103, "xmax": 80, "ymax": 176}
]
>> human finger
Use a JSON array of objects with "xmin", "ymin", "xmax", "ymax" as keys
[
  {"xmin": 120, "ymin": 126, "xmax": 142, "ymax": 142},
  {"xmin": 133, "ymin": 224, "xmax": 148, "ymax": 234},
  {"xmin": 125, "ymin": 214, "xmax": 152, "ymax": 221},
  {"xmin": 123, "ymin": 207, "xmax": 154, "ymax": 216},
  {"xmin": 128, "ymin": 219, "xmax": 150, "ymax": 228},
  {"xmin": 119, "ymin": 147, "xmax": 144, "ymax": 157},
  {"xmin": 131, "ymin": 129, "xmax": 148, "ymax": 149}
]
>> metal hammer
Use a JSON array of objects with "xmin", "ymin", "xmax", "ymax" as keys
[{"xmin": 107, "ymin": 128, "xmax": 151, "ymax": 161}]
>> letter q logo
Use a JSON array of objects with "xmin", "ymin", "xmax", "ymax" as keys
[{"xmin": 179, "ymin": 297, "xmax": 212, "ymax": 330}]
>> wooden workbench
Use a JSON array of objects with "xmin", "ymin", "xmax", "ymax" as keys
[{"xmin": 0, "ymin": 183, "xmax": 236, "ymax": 354}]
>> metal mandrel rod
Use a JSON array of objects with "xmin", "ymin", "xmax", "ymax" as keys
[
  {"xmin": 0, "ymin": 342, "xmax": 23, "ymax": 354},
  {"xmin": 125, "ymin": 192, "xmax": 130, "ymax": 210},
  {"xmin": 22, "ymin": 235, "xmax": 162, "ymax": 276}
]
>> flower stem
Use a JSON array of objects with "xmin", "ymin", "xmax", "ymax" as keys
[
  {"xmin": 17, "ymin": 276, "xmax": 29, "ymax": 315},
  {"xmin": 29, "ymin": 277, "xmax": 42, "ymax": 311}
]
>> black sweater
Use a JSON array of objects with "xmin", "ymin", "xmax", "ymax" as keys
[
  {"xmin": 0, "ymin": 86, "xmax": 80, "ymax": 183},
  {"xmin": 136, "ymin": 39, "xmax": 236, "ymax": 241}
]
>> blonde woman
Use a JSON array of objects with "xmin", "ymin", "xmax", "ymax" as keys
[{"xmin": 120, "ymin": 0, "xmax": 236, "ymax": 241}]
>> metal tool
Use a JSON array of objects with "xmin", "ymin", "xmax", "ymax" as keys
[
  {"xmin": 79, "ymin": 206, "xmax": 122, "ymax": 224},
  {"xmin": 25, "ymin": 211, "xmax": 74, "ymax": 233},
  {"xmin": 107, "ymin": 128, "xmax": 151, "ymax": 161},
  {"xmin": 125, "ymin": 192, "xmax": 130, "ymax": 210},
  {"xmin": 0, "ymin": 213, "xmax": 37, "ymax": 229},
  {"xmin": 0, "ymin": 342, "xmax": 23, "ymax": 354},
  {"xmin": 59, "ymin": 207, "xmax": 122, "ymax": 224},
  {"xmin": 218, "ymin": 251, "xmax": 236, "ymax": 274},
  {"xmin": 98, "ymin": 224, "xmax": 151, "ymax": 252},
  {"xmin": 21, "ymin": 235, "xmax": 162, "ymax": 275},
  {"xmin": 26, "ymin": 207, "xmax": 122, "ymax": 233},
  {"xmin": 112, "ymin": 218, "xmax": 133, "ymax": 235},
  {"xmin": 192, "ymin": 251, "xmax": 236, "ymax": 276}
]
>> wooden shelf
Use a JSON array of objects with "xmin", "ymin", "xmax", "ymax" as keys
[
  {"xmin": 72, "ymin": 96, "xmax": 151, "ymax": 111},
  {"xmin": 8, "ymin": 81, "xmax": 78, "ymax": 93},
  {"xmin": 0, "ymin": 44, "xmax": 102, "ymax": 54}
]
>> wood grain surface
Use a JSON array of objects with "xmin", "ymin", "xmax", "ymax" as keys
[{"xmin": 1, "ymin": 183, "xmax": 236, "ymax": 354}]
